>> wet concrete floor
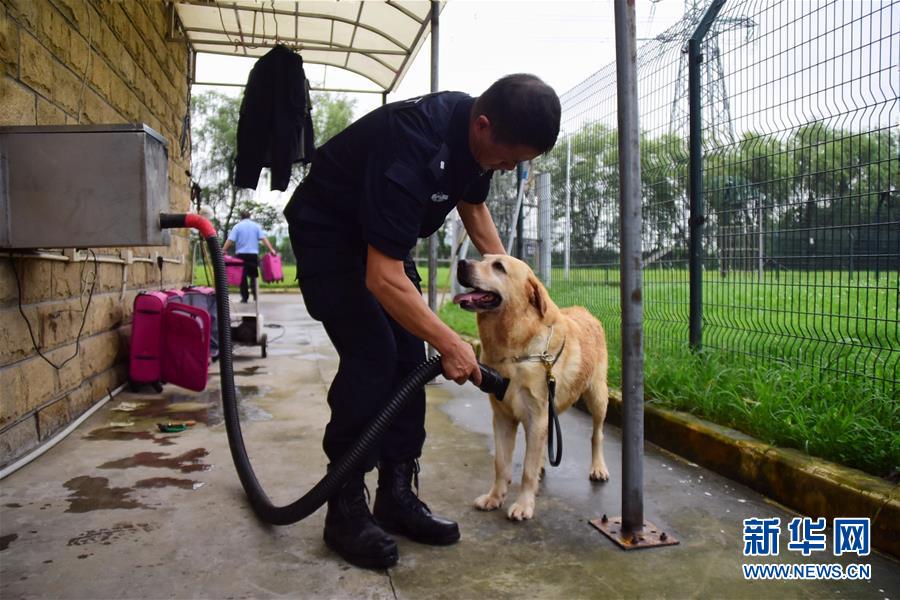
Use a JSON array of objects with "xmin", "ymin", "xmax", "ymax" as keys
[{"xmin": 1, "ymin": 293, "xmax": 898, "ymax": 599}]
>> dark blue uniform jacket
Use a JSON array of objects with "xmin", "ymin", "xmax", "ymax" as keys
[{"xmin": 283, "ymin": 92, "xmax": 493, "ymax": 275}]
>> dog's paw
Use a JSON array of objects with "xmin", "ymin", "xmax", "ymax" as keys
[
  {"xmin": 507, "ymin": 499, "xmax": 535, "ymax": 521},
  {"xmin": 589, "ymin": 466, "xmax": 610, "ymax": 482},
  {"xmin": 474, "ymin": 493, "xmax": 504, "ymax": 511}
]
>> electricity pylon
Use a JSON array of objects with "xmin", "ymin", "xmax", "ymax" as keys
[{"xmin": 664, "ymin": 0, "xmax": 756, "ymax": 144}]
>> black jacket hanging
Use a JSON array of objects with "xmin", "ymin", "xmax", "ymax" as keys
[{"xmin": 234, "ymin": 44, "xmax": 315, "ymax": 192}]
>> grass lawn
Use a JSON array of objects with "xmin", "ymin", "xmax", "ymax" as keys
[
  {"xmin": 194, "ymin": 259, "xmax": 897, "ymax": 477},
  {"xmin": 193, "ymin": 263, "xmax": 298, "ymax": 290}
]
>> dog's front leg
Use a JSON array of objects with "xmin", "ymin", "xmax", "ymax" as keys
[
  {"xmin": 474, "ymin": 411, "xmax": 516, "ymax": 511},
  {"xmin": 507, "ymin": 412, "xmax": 546, "ymax": 521}
]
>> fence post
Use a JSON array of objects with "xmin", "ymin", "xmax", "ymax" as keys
[
  {"xmin": 591, "ymin": 0, "xmax": 680, "ymax": 552},
  {"xmin": 537, "ymin": 172, "xmax": 552, "ymax": 286},
  {"xmin": 615, "ymin": 0, "xmax": 644, "ymax": 539},
  {"xmin": 507, "ymin": 162, "xmax": 528, "ymax": 258},
  {"xmin": 688, "ymin": 0, "xmax": 726, "ymax": 351}
]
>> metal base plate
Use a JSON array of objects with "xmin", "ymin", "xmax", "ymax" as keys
[{"xmin": 590, "ymin": 516, "xmax": 679, "ymax": 550}]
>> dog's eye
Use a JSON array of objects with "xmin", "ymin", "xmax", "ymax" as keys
[{"xmin": 492, "ymin": 261, "xmax": 507, "ymax": 274}]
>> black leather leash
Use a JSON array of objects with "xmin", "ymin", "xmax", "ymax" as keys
[
  {"xmin": 544, "ymin": 353, "xmax": 564, "ymax": 466},
  {"xmin": 512, "ymin": 326, "xmax": 566, "ymax": 467}
]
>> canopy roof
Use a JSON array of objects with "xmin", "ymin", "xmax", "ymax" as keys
[{"xmin": 172, "ymin": 1, "xmax": 443, "ymax": 93}]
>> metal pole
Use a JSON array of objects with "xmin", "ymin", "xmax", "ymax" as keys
[
  {"xmin": 565, "ymin": 136, "xmax": 572, "ymax": 280},
  {"xmin": 614, "ymin": 0, "xmax": 644, "ymax": 537},
  {"xmin": 688, "ymin": 0, "xmax": 726, "ymax": 351},
  {"xmin": 427, "ymin": 0, "xmax": 440, "ymax": 358},
  {"xmin": 506, "ymin": 162, "xmax": 527, "ymax": 256},
  {"xmin": 516, "ymin": 162, "xmax": 525, "ymax": 259},
  {"xmin": 537, "ymin": 172, "xmax": 552, "ymax": 286}
]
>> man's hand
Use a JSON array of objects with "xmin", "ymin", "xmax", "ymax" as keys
[
  {"xmin": 269, "ymin": 249, "xmax": 278, "ymax": 256},
  {"xmin": 439, "ymin": 336, "xmax": 482, "ymax": 386}
]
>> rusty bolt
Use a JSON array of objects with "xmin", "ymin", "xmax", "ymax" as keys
[
  {"xmin": 660, "ymin": 532, "xmax": 668, "ymax": 541},
  {"xmin": 601, "ymin": 514, "xmax": 608, "ymax": 523},
  {"xmin": 631, "ymin": 534, "xmax": 639, "ymax": 545}
]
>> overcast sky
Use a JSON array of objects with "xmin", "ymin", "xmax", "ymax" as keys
[
  {"xmin": 195, "ymin": 0, "xmax": 686, "ymax": 118},
  {"xmin": 193, "ymin": 1, "xmax": 687, "ymax": 208}
]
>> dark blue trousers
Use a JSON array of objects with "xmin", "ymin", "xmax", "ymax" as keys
[
  {"xmin": 236, "ymin": 252, "xmax": 259, "ymax": 302},
  {"xmin": 292, "ymin": 248, "xmax": 427, "ymax": 470}
]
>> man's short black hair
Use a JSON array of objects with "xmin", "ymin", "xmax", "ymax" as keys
[
  {"xmin": 473, "ymin": 74, "xmax": 561, "ymax": 154},
  {"xmin": 240, "ymin": 210, "xmax": 251, "ymax": 219}
]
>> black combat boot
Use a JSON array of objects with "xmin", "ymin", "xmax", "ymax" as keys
[
  {"xmin": 373, "ymin": 459, "xmax": 460, "ymax": 545},
  {"xmin": 323, "ymin": 472, "xmax": 399, "ymax": 569}
]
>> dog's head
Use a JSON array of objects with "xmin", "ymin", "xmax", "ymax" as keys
[{"xmin": 454, "ymin": 254, "xmax": 549, "ymax": 319}]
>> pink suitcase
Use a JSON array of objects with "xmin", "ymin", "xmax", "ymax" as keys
[
  {"xmin": 161, "ymin": 302, "xmax": 211, "ymax": 392},
  {"xmin": 180, "ymin": 286, "xmax": 219, "ymax": 359},
  {"xmin": 128, "ymin": 291, "xmax": 168, "ymax": 392},
  {"xmin": 225, "ymin": 255, "xmax": 244, "ymax": 286},
  {"xmin": 162, "ymin": 288, "xmax": 185, "ymax": 301},
  {"xmin": 261, "ymin": 253, "xmax": 283, "ymax": 283}
]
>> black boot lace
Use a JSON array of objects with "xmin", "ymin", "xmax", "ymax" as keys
[
  {"xmin": 342, "ymin": 482, "xmax": 374, "ymax": 521},
  {"xmin": 399, "ymin": 459, "xmax": 431, "ymax": 513}
]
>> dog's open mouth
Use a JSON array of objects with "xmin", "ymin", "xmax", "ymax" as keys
[{"xmin": 452, "ymin": 289, "xmax": 502, "ymax": 312}]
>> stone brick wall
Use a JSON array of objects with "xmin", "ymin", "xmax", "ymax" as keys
[{"xmin": 0, "ymin": 0, "xmax": 193, "ymax": 467}]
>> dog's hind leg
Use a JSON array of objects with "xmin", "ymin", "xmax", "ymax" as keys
[
  {"xmin": 474, "ymin": 412, "xmax": 516, "ymax": 511},
  {"xmin": 585, "ymin": 380, "xmax": 610, "ymax": 482}
]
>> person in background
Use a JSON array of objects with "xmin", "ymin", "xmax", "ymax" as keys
[{"xmin": 222, "ymin": 210, "xmax": 277, "ymax": 303}]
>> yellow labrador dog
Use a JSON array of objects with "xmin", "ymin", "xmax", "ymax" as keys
[{"xmin": 454, "ymin": 255, "xmax": 609, "ymax": 521}]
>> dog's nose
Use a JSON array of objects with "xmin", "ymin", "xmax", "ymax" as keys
[{"xmin": 457, "ymin": 260, "xmax": 470, "ymax": 285}]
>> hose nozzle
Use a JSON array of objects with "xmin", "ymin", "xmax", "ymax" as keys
[{"xmin": 476, "ymin": 364, "xmax": 509, "ymax": 401}]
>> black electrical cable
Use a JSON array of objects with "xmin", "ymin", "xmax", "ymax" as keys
[
  {"xmin": 160, "ymin": 213, "xmax": 509, "ymax": 526},
  {"xmin": 8, "ymin": 250, "xmax": 98, "ymax": 371}
]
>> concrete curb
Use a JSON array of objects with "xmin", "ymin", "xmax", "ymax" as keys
[
  {"xmin": 604, "ymin": 393, "xmax": 899, "ymax": 560},
  {"xmin": 464, "ymin": 335, "xmax": 899, "ymax": 560}
]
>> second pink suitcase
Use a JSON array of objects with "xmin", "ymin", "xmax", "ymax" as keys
[
  {"xmin": 161, "ymin": 302, "xmax": 211, "ymax": 392},
  {"xmin": 180, "ymin": 286, "xmax": 219, "ymax": 359},
  {"xmin": 128, "ymin": 291, "xmax": 168, "ymax": 392},
  {"xmin": 261, "ymin": 253, "xmax": 283, "ymax": 283},
  {"xmin": 225, "ymin": 255, "xmax": 244, "ymax": 286}
]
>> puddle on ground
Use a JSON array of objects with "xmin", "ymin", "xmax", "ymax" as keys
[
  {"xmin": 0, "ymin": 533, "xmax": 18, "ymax": 551},
  {"xmin": 63, "ymin": 476, "xmax": 147, "ymax": 513},
  {"xmin": 98, "ymin": 448, "xmax": 210, "ymax": 473},
  {"xmin": 135, "ymin": 477, "xmax": 204, "ymax": 491},
  {"xmin": 84, "ymin": 427, "xmax": 175, "ymax": 446},
  {"xmin": 67, "ymin": 522, "xmax": 157, "ymax": 547},
  {"xmin": 109, "ymin": 386, "xmax": 271, "ymax": 427}
]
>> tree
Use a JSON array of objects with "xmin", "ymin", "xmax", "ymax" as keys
[{"xmin": 191, "ymin": 90, "xmax": 356, "ymax": 239}]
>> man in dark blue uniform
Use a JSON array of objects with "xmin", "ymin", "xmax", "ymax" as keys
[{"xmin": 284, "ymin": 74, "xmax": 560, "ymax": 569}]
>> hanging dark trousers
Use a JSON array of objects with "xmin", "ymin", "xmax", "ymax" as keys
[
  {"xmin": 323, "ymin": 471, "xmax": 398, "ymax": 569},
  {"xmin": 373, "ymin": 460, "xmax": 460, "ymax": 546}
]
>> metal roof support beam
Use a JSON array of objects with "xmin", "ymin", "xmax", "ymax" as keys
[{"xmin": 427, "ymin": 0, "xmax": 440, "ymax": 358}]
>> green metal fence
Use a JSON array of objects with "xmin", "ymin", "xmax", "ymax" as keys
[{"xmin": 484, "ymin": 0, "xmax": 898, "ymax": 396}]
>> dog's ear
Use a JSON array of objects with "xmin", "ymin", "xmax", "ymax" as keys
[{"xmin": 528, "ymin": 276, "xmax": 547, "ymax": 318}]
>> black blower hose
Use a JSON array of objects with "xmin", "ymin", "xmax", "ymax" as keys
[{"xmin": 160, "ymin": 213, "xmax": 509, "ymax": 526}]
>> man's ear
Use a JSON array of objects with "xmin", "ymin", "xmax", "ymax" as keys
[
  {"xmin": 474, "ymin": 114, "xmax": 491, "ymax": 133},
  {"xmin": 528, "ymin": 276, "xmax": 547, "ymax": 319}
]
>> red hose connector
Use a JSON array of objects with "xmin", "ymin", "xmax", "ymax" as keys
[{"xmin": 159, "ymin": 213, "xmax": 217, "ymax": 239}]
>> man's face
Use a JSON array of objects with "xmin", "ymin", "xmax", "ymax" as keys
[{"xmin": 470, "ymin": 115, "xmax": 541, "ymax": 172}]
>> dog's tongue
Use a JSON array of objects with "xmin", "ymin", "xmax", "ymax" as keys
[{"xmin": 453, "ymin": 291, "xmax": 493, "ymax": 305}]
